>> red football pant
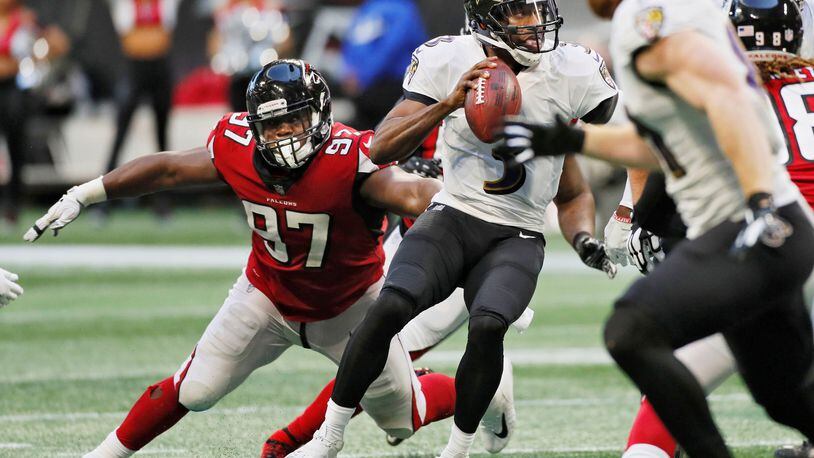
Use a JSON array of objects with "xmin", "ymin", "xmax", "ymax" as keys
[{"xmin": 626, "ymin": 396, "xmax": 677, "ymax": 455}]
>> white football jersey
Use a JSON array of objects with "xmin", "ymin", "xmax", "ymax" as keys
[
  {"xmin": 403, "ymin": 34, "xmax": 619, "ymax": 232},
  {"xmin": 611, "ymin": 0, "xmax": 799, "ymax": 239}
]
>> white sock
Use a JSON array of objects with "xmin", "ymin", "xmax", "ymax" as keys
[
  {"xmin": 322, "ymin": 399, "xmax": 355, "ymax": 442},
  {"xmin": 439, "ymin": 423, "xmax": 476, "ymax": 457},
  {"xmin": 83, "ymin": 430, "xmax": 135, "ymax": 458},
  {"xmin": 622, "ymin": 443, "xmax": 671, "ymax": 458}
]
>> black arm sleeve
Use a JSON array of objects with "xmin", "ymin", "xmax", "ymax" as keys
[{"xmin": 579, "ymin": 93, "xmax": 619, "ymax": 125}]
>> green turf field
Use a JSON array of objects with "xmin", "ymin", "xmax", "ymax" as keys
[{"xmin": 0, "ymin": 210, "xmax": 805, "ymax": 457}]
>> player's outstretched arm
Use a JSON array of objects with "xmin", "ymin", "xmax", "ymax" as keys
[
  {"xmin": 554, "ymin": 155, "xmax": 616, "ymax": 278},
  {"xmin": 496, "ymin": 116, "xmax": 659, "ymax": 169},
  {"xmin": 370, "ymin": 58, "xmax": 499, "ymax": 164},
  {"xmin": 24, "ymin": 147, "xmax": 220, "ymax": 242},
  {"xmin": 359, "ymin": 166, "xmax": 442, "ymax": 218}
]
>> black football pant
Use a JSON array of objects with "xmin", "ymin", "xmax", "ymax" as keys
[
  {"xmin": 604, "ymin": 202, "xmax": 814, "ymax": 457},
  {"xmin": 332, "ymin": 203, "xmax": 545, "ymax": 433}
]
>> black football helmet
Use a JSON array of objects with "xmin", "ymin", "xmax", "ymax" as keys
[
  {"xmin": 729, "ymin": 0, "xmax": 803, "ymax": 58},
  {"xmin": 246, "ymin": 59, "xmax": 332, "ymax": 169},
  {"xmin": 464, "ymin": 0, "xmax": 563, "ymax": 66}
]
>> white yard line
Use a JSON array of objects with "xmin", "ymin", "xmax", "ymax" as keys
[
  {"xmin": 0, "ymin": 393, "xmax": 755, "ymax": 424},
  {"xmin": 0, "ymin": 244, "xmax": 622, "ymax": 274},
  {"xmin": 0, "ymin": 443, "xmax": 32, "ymax": 449}
]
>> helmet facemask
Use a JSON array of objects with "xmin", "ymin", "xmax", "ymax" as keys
[
  {"xmin": 249, "ymin": 97, "xmax": 330, "ymax": 169},
  {"xmin": 471, "ymin": 0, "xmax": 563, "ymax": 67}
]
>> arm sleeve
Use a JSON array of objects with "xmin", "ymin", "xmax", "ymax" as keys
[{"xmin": 357, "ymin": 131, "xmax": 393, "ymax": 174}]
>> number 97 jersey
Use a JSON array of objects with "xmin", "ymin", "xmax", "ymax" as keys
[
  {"xmin": 764, "ymin": 67, "xmax": 814, "ymax": 209},
  {"xmin": 207, "ymin": 113, "xmax": 389, "ymax": 322}
]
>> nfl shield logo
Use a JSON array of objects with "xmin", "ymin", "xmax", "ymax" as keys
[
  {"xmin": 786, "ymin": 29, "xmax": 795, "ymax": 42},
  {"xmin": 274, "ymin": 184, "xmax": 285, "ymax": 195}
]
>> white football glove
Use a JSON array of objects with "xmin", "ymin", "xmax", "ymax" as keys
[
  {"xmin": 627, "ymin": 226, "xmax": 665, "ymax": 274},
  {"xmin": 23, "ymin": 177, "xmax": 106, "ymax": 242},
  {"xmin": 603, "ymin": 210, "xmax": 632, "ymax": 267},
  {"xmin": 0, "ymin": 268, "xmax": 23, "ymax": 308}
]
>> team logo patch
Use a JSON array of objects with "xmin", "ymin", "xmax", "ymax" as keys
[
  {"xmin": 635, "ymin": 7, "xmax": 664, "ymax": 42},
  {"xmin": 404, "ymin": 55, "xmax": 419, "ymax": 86},
  {"xmin": 599, "ymin": 61, "xmax": 616, "ymax": 90}
]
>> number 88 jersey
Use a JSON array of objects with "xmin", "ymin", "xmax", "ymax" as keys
[
  {"xmin": 764, "ymin": 66, "xmax": 814, "ymax": 209},
  {"xmin": 207, "ymin": 113, "xmax": 389, "ymax": 322}
]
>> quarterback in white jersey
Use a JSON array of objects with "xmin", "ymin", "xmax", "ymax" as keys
[
  {"xmin": 404, "ymin": 34, "xmax": 619, "ymax": 232},
  {"xmin": 498, "ymin": 0, "xmax": 814, "ymax": 456},
  {"xmin": 297, "ymin": 1, "xmax": 620, "ymax": 457}
]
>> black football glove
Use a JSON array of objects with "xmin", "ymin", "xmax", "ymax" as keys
[
  {"xmin": 627, "ymin": 224, "xmax": 665, "ymax": 275},
  {"xmin": 400, "ymin": 157, "xmax": 443, "ymax": 179},
  {"xmin": 494, "ymin": 115, "xmax": 586, "ymax": 165},
  {"xmin": 731, "ymin": 192, "xmax": 793, "ymax": 259},
  {"xmin": 573, "ymin": 232, "xmax": 617, "ymax": 279}
]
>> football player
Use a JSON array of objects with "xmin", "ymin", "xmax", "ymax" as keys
[
  {"xmin": 24, "ymin": 59, "xmax": 460, "ymax": 457},
  {"xmin": 297, "ymin": 1, "xmax": 621, "ymax": 457},
  {"xmin": 0, "ymin": 267, "xmax": 22, "ymax": 308},
  {"xmin": 497, "ymin": 0, "xmax": 814, "ymax": 455},
  {"xmin": 260, "ymin": 129, "xmax": 535, "ymax": 457},
  {"xmin": 613, "ymin": 1, "xmax": 814, "ymax": 457}
]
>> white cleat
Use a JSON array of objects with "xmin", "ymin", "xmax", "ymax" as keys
[
  {"xmin": 285, "ymin": 424, "xmax": 343, "ymax": 458},
  {"xmin": 478, "ymin": 356, "xmax": 516, "ymax": 454}
]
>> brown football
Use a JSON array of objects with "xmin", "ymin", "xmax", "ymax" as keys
[{"xmin": 464, "ymin": 60, "xmax": 522, "ymax": 144}]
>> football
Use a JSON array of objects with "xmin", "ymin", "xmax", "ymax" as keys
[{"xmin": 464, "ymin": 60, "xmax": 522, "ymax": 143}]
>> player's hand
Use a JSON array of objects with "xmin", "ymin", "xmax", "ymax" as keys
[
  {"xmin": 400, "ymin": 157, "xmax": 442, "ymax": 179},
  {"xmin": 604, "ymin": 209, "xmax": 633, "ymax": 267},
  {"xmin": 731, "ymin": 193, "xmax": 793, "ymax": 259},
  {"xmin": 495, "ymin": 116, "xmax": 586, "ymax": 165},
  {"xmin": 573, "ymin": 232, "xmax": 617, "ymax": 279},
  {"xmin": 23, "ymin": 193, "xmax": 84, "ymax": 242},
  {"xmin": 442, "ymin": 57, "xmax": 498, "ymax": 111},
  {"xmin": 0, "ymin": 268, "xmax": 23, "ymax": 308},
  {"xmin": 627, "ymin": 225, "xmax": 665, "ymax": 274}
]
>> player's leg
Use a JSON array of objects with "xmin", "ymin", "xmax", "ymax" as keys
[
  {"xmin": 605, "ymin": 203, "xmax": 814, "ymax": 457},
  {"xmin": 725, "ymin": 290, "xmax": 814, "ymax": 440},
  {"xmin": 264, "ymin": 225, "xmax": 468, "ymax": 457},
  {"xmin": 262, "ymin": 293, "xmax": 468, "ymax": 457},
  {"xmin": 290, "ymin": 274, "xmax": 458, "ymax": 458},
  {"xmin": 441, "ymin": 233, "xmax": 543, "ymax": 457},
  {"xmin": 85, "ymin": 273, "xmax": 291, "ymax": 458},
  {"xmin": 296, "ymin": 205, "xmax": 468, "ymax": 455},
  {"xmin": 624, "ymin": 334, "xmax": 736, "ymax": 458}
]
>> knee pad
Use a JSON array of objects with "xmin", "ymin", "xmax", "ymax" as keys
[
  {"xmin": 366, "ymin": 289, "xmax": 417, "ymax": 333},
  {"xmin": 468, "ymin": 314, "xmax": 509, "ymax": 346},
  {"xmin": 177, "ymin": 379, "xmax": 221, "ymax": 412},
  {"xmin": 604, "ymin": 306, "xmax": 666, "ymax": 361}
]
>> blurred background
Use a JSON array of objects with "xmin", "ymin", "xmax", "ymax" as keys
[{"xmin": 0, "ymin": 0, "xmax": 620, "ymax": 231}]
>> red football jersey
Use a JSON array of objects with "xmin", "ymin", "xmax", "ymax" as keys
[
  {"xmin": 208, "ymin": 113, "xmax": 388, "ymax": 322},
  {"xmin": 764, "ymin": 66, "xmax": 814, "ymax": 209}
]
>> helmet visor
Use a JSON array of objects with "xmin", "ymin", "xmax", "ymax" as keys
[
  {"xmin": 249, "ymin": 103, "xmax": 321, "ymax": 169},
  {"xmin": 489, "ymin": 0, "xmax": 561, "ymax": 53}
]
